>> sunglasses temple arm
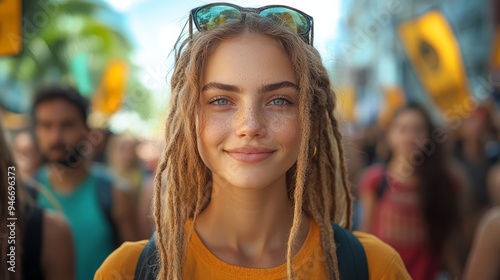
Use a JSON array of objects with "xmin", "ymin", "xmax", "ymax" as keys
[
  {"xmin": 189, "ymin": 13, "xmax": 193, "ymax": 39},
  {"xmin": 311, "ymin": 21, "xmax": 314, "ymax": 46}
]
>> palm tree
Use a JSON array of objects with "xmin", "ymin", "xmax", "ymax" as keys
[{"xmin": 0, "ymin": 0, "xmax": 139, "ymax": 114}]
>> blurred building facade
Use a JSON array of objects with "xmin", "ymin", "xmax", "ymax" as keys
[{"xmin": 334, "ymin": 0, "xmax": 495, "ymax": 124}]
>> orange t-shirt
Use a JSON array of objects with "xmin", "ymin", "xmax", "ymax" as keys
[{"xmin": 95, "ymin": 220, "xmax": 410, "ymax": 279}]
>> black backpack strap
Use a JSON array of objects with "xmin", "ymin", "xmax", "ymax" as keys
[
  {"xmin": 95, "ymin": 174, "xmax": 121, "ymax": 249},
  {"xmin": 134, "ymin": 225, "xmax": 368, "ymax": 279},
  {"xmin": 134, "ymin": 235, "xmax": 159, "ymax": 280},
  {"xmin": 332, "ymin": 223, "xmax": 369, "ymax": 280},
  {"xmin": 25, "ymin": 182, "xmax": 39, "ymax": 201},
  {"xmin": 24, "ymin": 169, "xmax": 42, "ymax": 202},
  {"xmin": 376, "ymin": 169, "xmax": 389, "ymax": 199},
  {"xmin": 22, "ymin": 204, "xmax": 44, "ymax": 280}
]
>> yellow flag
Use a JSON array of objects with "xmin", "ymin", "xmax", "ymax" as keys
[
  {"xmin": 336, "ymin": 85, "xmax": 356, "ymax": 122},
  {"xmin": 0, "ymin": 108, "xmax": 29, "ymax": 130},
  {"xmin": 398, "ymin": 10, "xmax": 470, "ymax": 116},
  {"xmin": 0, "ymin": 0, "xmax": 22, "ymax": 56},
  {"xmin": 492, "ymin": 30, "xmax": 500, "ymax": 71},
  {"xmin": 93, "ymin": 60, "xmax": 129, "ymax": 116}
]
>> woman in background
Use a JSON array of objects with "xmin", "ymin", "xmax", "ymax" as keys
[{"xmin": 359, "ymin": 103, "xmax": 462, "ymax": 280}]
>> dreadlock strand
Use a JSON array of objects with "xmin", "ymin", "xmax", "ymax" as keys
[
  {"xmin": 286, "ymin": 134, "xmax": 309, "ymax": 279},
  {"xmin": 331, "ymin": 115, "xmax": 353, "ymax": 228},
  {"xmin": 154, "ymin": 160, "xmax": 168, "ymax": 279},
  {"xmin": 165, "ymin": 166, "xmax": 185, "ymax": 280},
  {"xmin": 285, "ymin": 66, "xmax": 314, "ymax": 279},
  {"xmin": 308, "ymin": 191, "xmax": 340, "ymax": 280},
  {"xmin": 316, "ymin": 130, "xmax": 340, "ymax": 280},
  {"xmin": 324, "ymin": 85, "xmax": 352, "ymax": 227},
  {"xmin": 320, "ymin": 99, "xmax": 345, "ymax": 224}
]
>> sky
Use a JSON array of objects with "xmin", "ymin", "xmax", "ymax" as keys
[
  {"xmin": 105, "ymin": 0, "xmax": 342, "ymax": 88},
  {"xmin": 103, "ymin": 0, "xmax": 343, "ymax": 135}
]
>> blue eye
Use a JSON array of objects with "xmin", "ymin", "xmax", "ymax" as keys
[
  {"xmin": 269, "ymin": 97, "xmax": 291, "ymax": 106},
  {"xmin": 210, "ymin": 97, "xmax": 232, "ymax": 105}
]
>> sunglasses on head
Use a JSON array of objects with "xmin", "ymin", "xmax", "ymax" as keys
[{"xmin": 189, "ymin": 2, "xmax": 314, "ymax": 45}]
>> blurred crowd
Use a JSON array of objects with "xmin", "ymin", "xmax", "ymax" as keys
[
  {"xmin": 1, "ymin": 82, "xmax": 500, "ymax": 280},
  {"xmin": 1, "ymin": 0, "xmax": 499, "ymax": 279},
  {"xmin": 345, "ymin": 99, "xmax": 500, "ymax": 279},
  {"xmin": 1, "ymin": 85, "xmax": 161, "ymax": 280}
]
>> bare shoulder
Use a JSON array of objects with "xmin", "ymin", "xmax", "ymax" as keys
[
  {"xmin": 43, "ymin": 210, "xmax": 72, "ymax": 241},
  {"xmin": 94, "ymin": 240, "xmax": 148, "ymax": 280},
  {"xmin": 483, "ymin": 207, "xmax": 500, "ymax": 221},
  {"xmin": 479, "ymin": 207, "xmax": 500, "ymax": 235},
  {"xmin": 112, "ymin": 181, "xmax": 134, "ymax": 202},
  {"xmin": 111, "ymin": 181, "xmax": 136, "ymax": 212},
  {"xmin": 42, "ymin": 210, "xmax": 75, "ymax": 280},
  {"xmin": 353, "ymin": 231, "xmax": 411, "ymax": 279}
]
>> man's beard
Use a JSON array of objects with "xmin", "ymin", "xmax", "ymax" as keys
[{"xmin": 42, "ymin": 143, "xmax": 88, "ymax": 168}]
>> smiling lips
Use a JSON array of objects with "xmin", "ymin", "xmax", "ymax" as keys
[{"xmin": 225, "ymin": 147, "xmax": 275, "ymax": 163}]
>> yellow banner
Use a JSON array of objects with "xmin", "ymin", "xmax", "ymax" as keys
[
  {"xmin": 492, "ymin": 30, "xmax": 500, "ymax": 71},
  {"xmin": 336, "ymin": 85, "xmax": 356, "ymax": 122},
  {"xmin": 93, "ymin": 60, "xmax": 129, "ymax": 115},
  {"xmin": 0, "ymin": 0, "xmax": 22, "ymax": 56},
  {"xmin": 0, "ymin": 108, "xmax": 30, "ymax": 130},
  {"xmin": 398, "ymin": 10, "xmax": 470, "ymax": 116}
]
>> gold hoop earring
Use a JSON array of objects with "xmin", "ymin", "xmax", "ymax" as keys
[{"xmin": 312, "ymin": 146, "xmax": 317, "ymax": 158}]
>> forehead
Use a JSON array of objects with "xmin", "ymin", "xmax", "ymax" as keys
[
  {"xmin": 393, "ymin": 109, "xmax": 426, "ymax": 125},
  {"xmin": 35, "ymin": 98, "xmax": 83, "ymax": 122},
  {"xmin": 201, "ymin": 32, "xmax": 296, "ymax": 85}
]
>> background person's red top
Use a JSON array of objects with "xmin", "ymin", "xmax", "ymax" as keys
[{"xmin": 360, "ymin": 165, "xmax": 441, "ymax": 280}]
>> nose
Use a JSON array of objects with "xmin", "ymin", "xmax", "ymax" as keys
[
  {"xmin": 234, "ymin": 105, "xmax": 267, "ymax": 139},
  {"xmin": 51, "ymin": 125, "xmax": 65, "ymax": 142}
]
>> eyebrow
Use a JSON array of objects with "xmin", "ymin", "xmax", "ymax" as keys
[{"xmin": 201, "ymin": 81, "xmax": 298, "ymax": 94}]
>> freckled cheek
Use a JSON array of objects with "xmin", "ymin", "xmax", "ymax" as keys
[
  {"xmin": 268, "ymin": 113, "xmax": 301, "ymax": 149},
  {"xmin": 198, "ymin": 113, "xmax": 233, "ymax": 150}
]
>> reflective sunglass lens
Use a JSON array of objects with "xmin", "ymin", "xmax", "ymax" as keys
[
  {"xmin": 259, "ymin": 8, "xmax": 309, "ymax": 34},
  {"xmin": 196, "ymin": 5, "xmax": 242, "ymax": 31}
]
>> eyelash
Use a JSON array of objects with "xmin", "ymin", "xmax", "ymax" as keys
[
  {"xmin": 269, "ymin": 95, "xmax": 294, "ymax": 106},
  {"xmin": 208, "ymin": 96, "xmax": 294, "ymax": 106},
  {"xmin": 208, "ymin": 96, "xmax": 233, "ymax": 106}
]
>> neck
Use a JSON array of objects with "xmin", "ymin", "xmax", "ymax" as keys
[
  {"xmin": 113, "ymin": 164, "xmax": 136, "ymax": 174},
  {"xmin": 48, "ymin": 160, "xmax": 91, "ymax": 193},
  {"xmin": 195, "ymin": 175, "xmax": 309, "ymax": 262},
  {"xmin": 387, "ymin": 153, "xmax": 417, "ymax": 182}
]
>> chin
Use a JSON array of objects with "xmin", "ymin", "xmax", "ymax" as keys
[
  {"xmin": 229, "ymin": 181, "xmax": 271, "ymax": 190},
  {"xmin": 47, "ymin": 156, "xmax": 65, "ymax": 164},
  {"xmin": 221, "ymin": 172, "xmax": 285, "ymax": 190},
  {"xmin": 47, "ymin": 152, "xmax": 67, "ymax": 161}
]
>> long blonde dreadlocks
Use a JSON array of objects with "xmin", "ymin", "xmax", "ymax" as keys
[{"xmin": 153, "ymin": 14, "xmax": 353, "ymax": 280}]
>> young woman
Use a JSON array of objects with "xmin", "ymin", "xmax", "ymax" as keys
[
  {"xmin": 359, "ymin": 103, "xmax": 462, "ymax": 280},
  {"xmin": 95, "ymin": 3, "xmax": 410, "ymax": 279}
]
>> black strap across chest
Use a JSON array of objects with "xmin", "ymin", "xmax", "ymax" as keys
[{"xmin": 134, "ymin": 223, "xmax": 369, "ymax": 279}]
